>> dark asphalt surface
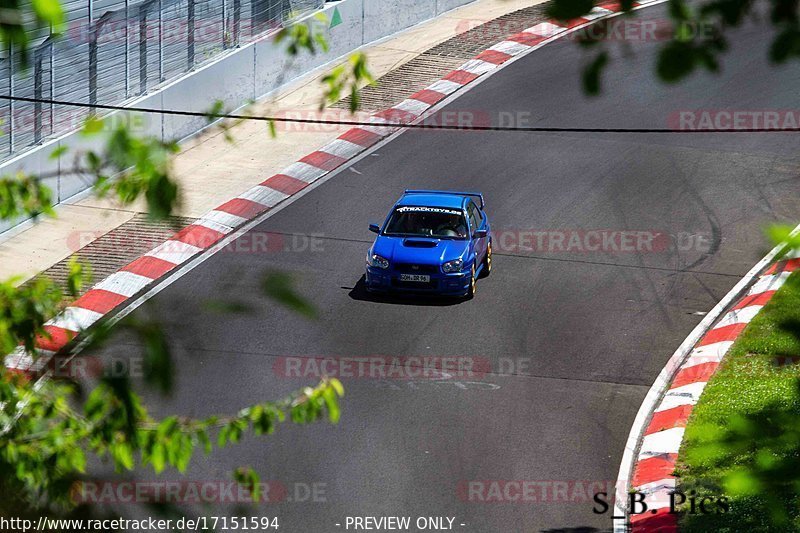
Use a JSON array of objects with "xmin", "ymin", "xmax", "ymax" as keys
[{"xmin": 83, "ymin": 4, "xmax": 800, "ymax": 531}]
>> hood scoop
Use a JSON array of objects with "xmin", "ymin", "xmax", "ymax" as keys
[{"xmin": 402, "ymin": 238, "xmax": 439, "ymax": 248}]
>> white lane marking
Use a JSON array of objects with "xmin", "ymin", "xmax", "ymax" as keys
[
  {"xmin": 4, "ymin": 347, "xmax": 55, "ymax": 370},
  {"xmin": 585, "ymin": 6, "xmax": 614, "ymax": 19},
  {"xmin": 146, "ymin": 240, "xmax": 203, "ymax": 265},
  {"xmin": 359, "ymin": 124, "xmax": 395, "ymax": 137},
  {"xmin": 392, "ymin": 98, "xmax": 430, "ymax": 117},
  {"xmin": 633, "ymin": 479, "xmax": 676, "ymax": 510},
  {"xmin": 320, "ymin": 139, "xmax": 365, "ymax": 160},
  {"xmin": 523, "ymin": 22, "xmax": 564, "ymax": 37},
  {"xmin": 10, "ymin": 354, "xmax": 50, "ymax": 373},
  {"xmin": 193, "ymin": 218, "xmax": 235, "ymax": 235},
  {"xmin": 238, "ymin": 184, "xmax": 290, "ymax": 206},
  {"xmin": 714, "ymin": 304, "xmax": 762, "ymax": 329},
  {"xmin": 654, "ymin": 382, "xmax": 708, "ymax": 412},
  {"xmin": 487, "ymin": 41, "xmax": 531, "ymax": 56},
  {"xmin": 281, "ymin": 161, "xmax": 329, "ymax": 183},
  {"xmin": 47, "ymin": 307, "xmax": 104, "ymax": 332},
  {"xmin": 201, "ymin": 210, "xmax": 248, "ymax": 230},
  {"xmin": 681, "ymin": 341, "xmax": 733, "ymax": 369},
  {"xmin": 635, "ymin": 477, "xmax": 677, "ymax": 495},
  {"xmin": 457, "ymin": 59, "xmax": 497, "ymax": 75},
  {"xmin": 426, "ymin": 80, "xmax": 462, "ymax": 95},
  {"xmin": 747, "ymin": 271, "xmax": 791, "ymax": 295},
  {"xmin": 639, "ymin": 428, "xmax": 685, "ymax": 457},
  {"xmin": 95, "ymin": 271, "xmax": 156, "ymax": 298}
]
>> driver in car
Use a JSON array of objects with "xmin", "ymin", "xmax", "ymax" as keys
[{"xmin": 435, "ymin": 217, "xmax": 468, "ymax": 238}]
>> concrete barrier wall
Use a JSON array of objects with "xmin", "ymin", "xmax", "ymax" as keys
[
  {"xmin": 0, "ymin": 0, "xmax": 474, "ymax": 235},
  {"xmin": 363, "ymin": 0, "xmax": 437, "ymax": 43}
]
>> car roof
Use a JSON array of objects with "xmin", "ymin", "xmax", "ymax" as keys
[{"xmin": 395, "ymin": 192, "xmax": 468, "ymax": 210}]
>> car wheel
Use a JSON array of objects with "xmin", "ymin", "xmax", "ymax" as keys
[
  {"xmin": 480, "ymin": 240, "xmax": 492, "ymax": 278},
  {"xmin": 465, "ymin": 264, "xmax": 476, "ymax": 299}
]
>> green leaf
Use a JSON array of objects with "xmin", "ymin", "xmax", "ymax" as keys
[
  {"xmin": 217, "ymin": 425, "xmax": 230, "ymax": 447},
  {"xmin": 71, "ymin": 448, "xmax": 87, "ymax": 473},
  {"xmin": 329, "ymin": 378, "xmax": 344, "ymax": 397},
  {"xmin": 546, "ymin": 0, "xmax": 595, "ymax": 21},
  {"xmin": 151, "ymin": 442, "xmax": 166, "ymax": 473},
  {"xmin": 31, "ymin": 0, "xmax": 65, "ymax": 26},
  {"xmin": 0, "ymin": 174, "xmax": 55, "ymax": 221},
  {"xmin": 765, "ymin": 223, "xmax": 800, "ymax": 260},
  {"xmin": 112, "ymin": 443, "xmax": 135, "ymax": 471},
  {"xmin": 66, "ymin": 258, "xmax": 91, "ymax": 298},
  {"xmin": 144, "ymin": 173, "xmax": 180, "ymax": 220},
  {"xmin": 86, "ymin": 151, "xmax": 102, "ymax": 173},
  {"xmin": 770, "ymin": 27, "xmax": 800, "ymax": 63},
  {"xmin": 582, "ymin": 51, "xmax": 608, "ymax": 95},
  {"xmin": 205, "ymin": 100, "xmax": 225, "ymax": 124},
  {"xmin": 323, "ymin": 386, "xmax": 340, "ymax": 423},
  {"xmin": 175, "ymin": 434, "xmax": 193, "ymax": 473},
  {"xmin": 196, "ymin": 429, "xmax": 212, "ymax": 454},
  {"xmin": 349, "ymin": 85, "xmax": 360, "ymax": 114},
  {"xmin": 49, "ymin": 145, "xmax": 68, "ymax": 160},
  {"xmin": 667, "ymin": 0, "xmax": 693, "ymax": 22},
  {"xmin": 657, "ymin": 41, "xmax": 696, "ymax": 82},
  {"xmin": 81, "ymin": 116, "xmax": 104, "ymax": 136},
  {"xmin": 0, "ymin": 275, "xmax": 63, "ymax": 353},
  {"xmin": 234, "ymin": 467, "xmax": 261, "ymax": 502}
]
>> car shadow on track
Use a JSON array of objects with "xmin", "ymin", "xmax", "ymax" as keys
[{"xmin": 345, "ymin": 275, "xmax": 464, "ymax": 306}]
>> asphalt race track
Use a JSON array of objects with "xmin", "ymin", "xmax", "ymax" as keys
[{"xmin": 82, "ymin": 3, "xmax": 800, "ymax": 531}]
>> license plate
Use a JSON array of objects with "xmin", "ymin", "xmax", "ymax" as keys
[{"xmin": 400, "ymin": 274, "xmax": 430, "ymax": 282}]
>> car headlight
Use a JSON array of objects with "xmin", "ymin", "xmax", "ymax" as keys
[
  {"xmin": 442, "ymin": 258, "xmax": 464, "ymax": 273},
  {"xmin": 367, "ymin": 254, "xmax": 390, "ymax": 269}
]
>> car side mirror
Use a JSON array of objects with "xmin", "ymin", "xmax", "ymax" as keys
[
  {"xmin": 369, "ymin": 223, "xmax": 380, "ymax": 234},
  {"xmin": 473, "ymin": 229, "xmax": 488, "ymax": 239}
]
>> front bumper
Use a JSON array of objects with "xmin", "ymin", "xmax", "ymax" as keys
[{"xmin": 365, "ymin": 266, "xmax": 470, "ymax": 295}]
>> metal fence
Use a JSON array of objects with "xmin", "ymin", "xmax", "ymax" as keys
[{"xmin": 0, "ymin": 0, "xmax": 324, "ymax": 162}]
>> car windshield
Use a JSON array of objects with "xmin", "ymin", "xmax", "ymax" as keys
[{"xmin": 384, "ymin": 206, "xmax": 468, "ymax": 239}]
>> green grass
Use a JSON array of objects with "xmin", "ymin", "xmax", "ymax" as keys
[{"xmin": 677, "ymin": 271, "xmax": 800, "ymax": 532}]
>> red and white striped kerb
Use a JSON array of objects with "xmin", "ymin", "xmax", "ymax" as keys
[{"xmin": 628, "ymin": 249, "xmax": 800, "ymax": 532}]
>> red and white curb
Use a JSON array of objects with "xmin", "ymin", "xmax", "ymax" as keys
[
  {"xmin": 616, "ymin": 239, "xmax": 800, "ymax": 532},
  {"xmin": 4, "ymin": 0, "xmax": 665, "ymax": 376}
]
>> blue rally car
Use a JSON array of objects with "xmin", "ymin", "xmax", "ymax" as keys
[{"xmin": 365, "ymin": 190, "xmax": 492, "ymax": 298}]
